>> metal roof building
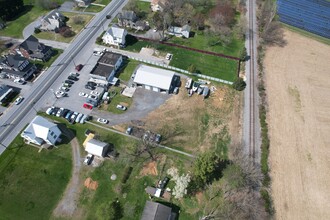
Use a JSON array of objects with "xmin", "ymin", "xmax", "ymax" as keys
[
  {"xmin": 133, "ymin": 65, "xmax": 175, "ymax": 93},
  {"xmin": 85, "ymin": 139, "xmax": 109, "ymax": 157}
]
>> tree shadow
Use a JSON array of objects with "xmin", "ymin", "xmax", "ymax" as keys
[
  {"xmin": 5, "ymin": 5, "xmax": 33, "ymax": 22},
  {"xmin": 125, "ymin": 34, "xmax": 138, "ymax": 46}
]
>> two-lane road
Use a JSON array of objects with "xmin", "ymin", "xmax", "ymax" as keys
[{"xmin": 0, "ymin": 0, "xmax": 129, "ymax": 154}]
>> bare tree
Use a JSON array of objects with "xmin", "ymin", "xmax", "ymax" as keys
[{"xmin": 128, "ymin": 137, "xmax": 157, "ymax": 160}]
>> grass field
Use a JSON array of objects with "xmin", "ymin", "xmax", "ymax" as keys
[
  {"xmin": 124, "ymin": 38, "xmax": 238, "ymax": 81},
  {"xmin": 106, "ymin": 87, "xmax": 133, "ymax": 114},
  {"xmin": 35, "ymin": 13, "xmax": 93, "ymax": 43},
  {"xmin": 0, "ymin": 6, "xmax": 47, "ymax": 38},
  {"xmin": 85, "ymin": 5, "xmax": 104, "ymax": 13},
  {"xmin": 0, "ymin": 136, "xmax": 72, "ymax": 220},
  {"xmin": 116, "ymin": 59, "xmax": 140, "ymax": 82}
]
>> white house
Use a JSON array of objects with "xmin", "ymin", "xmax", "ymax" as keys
[
  {"xmin": 133, "ymin": 65, "xmax": 175, "ymax": 93},
  {"xmin": 85, "ymin": 139, "xmax": 109, "ymax": 157},
  {"xmin": 102, "ymin": 25, "xmax": 127, "ymax": 47},
  {"xmin": 167, "ymin": 25, "xmax": 191, "ymax": 38},
  {"xmin": 21, "ymin": 116, "xmax": 62, "ymax": 146}
]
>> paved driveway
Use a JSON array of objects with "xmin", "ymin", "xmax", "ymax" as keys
[{"xmin": 23, "ymin": 19, "xmax": 41, "ymax": 39}]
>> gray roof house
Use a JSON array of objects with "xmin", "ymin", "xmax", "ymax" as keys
[
  {"xmin": 15, "ymin": 35, "xmax": 53, "ymax": 62},
  {"xmin": 102, "ymin": 25, "xmax": 127, "ymax": 47},
  {"xmin": 39, "ymin": 10, "xmax": 65, "ymax": 31},
  {"xmin": 0, "ymin": 54, "xmax": 37, "ymax": 80},
  {"xmin": 167, "ymin": 25, "xmax": 191, "ymax": 38},
  {"xmin": 118, "ymin": 10, "xmax": 138, "ymax": 28},
  {"xmin": 141, "ymin": 201, "xmax": 176, "ymax": 220},
  {"xmin": 21, "ymin": 116, "xmax": 62, "ymax": 146},
  {"xmin": 90, "ymin": 51, "xmax": 123, "ymax": 84},
  {"xmin": 0, "ymin": 84, "xmax": 13, "ymax": 105}
]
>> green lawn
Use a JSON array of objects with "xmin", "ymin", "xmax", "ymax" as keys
[
  {"xmin": 0, "ymin": 6, "xmax": 47, "ymax": 38},
  {"xmin": 33, "ymin": 48, "xmax": 63, "ymax": 70},
  {"xmin": 35, "ymin": 13, "xmax": 93, "ymax": 43},
  {"xmin": 0, "ymin": 135, "xmax": 72, "ymax": 220},
  {"xmin": 85, "ymin": 5, "xmax": 104, "ymax": 13},
  {"xmin": 106, "ymin": 87, "xmax": 133, "ymax": 114},
  {"xmin": 124, "ymin": 37, "xmax": 238, "ymax": 81},
  {"xmin": 116, "ymin": 59, "xmax": 140, "ymax": 82},
  {"xmin": 93, "ymin": 0, "xmax": 112, "ymax": 5},
  {"xmin": 168, "ymin": 33, "xmax": 244, "ymax": 58}
]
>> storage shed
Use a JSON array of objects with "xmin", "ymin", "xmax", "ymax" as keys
[
  {"xmin": 133, "ymin": 65, "xmax": 175, "ymax": 93},
  {"xmin": 85, "ymin": 139, "xmax": 109, "ymax": 157}
]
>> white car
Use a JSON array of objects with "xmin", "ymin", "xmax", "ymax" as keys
[
  {"xmin": 79, "ymin": 92, "xmax": 88, "ymax": 97},
  {"xmin": 165, "ymin": 53, "xmax": 173, "ymax": 60},
  {"xmin": 55, "ymin": 90, "xmax": 66, "ymax": 98},
  {"xmin": 14, "ymin": 79, "xmax": 25, "ymax": 85},
  {"xmin": 14, "ymin": 96, "xmax": 24, "ymax": 105},
  {"xmin": 97, "ymin": 118, "xmax": 108, "ymax": 124},
  {"xmin": 56, "ymin": 108, "xmax": 64, "ymax": 117},
  {"xmin": 116, "ymin": 104, "xmax": 127, "ymax": 111},
  {"xmin": 75, "ymin": 113, "xmax": 83, "ymax": 123},
  {"xmin": 70, "ymin": 72, "xmax": 79, "ymax": 77},
  {"xmin": 46, "ymin": 106, "xmax": 55, "ymax": 115}
]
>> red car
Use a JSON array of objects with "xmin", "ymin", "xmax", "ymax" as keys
[
  {"xmin": 83, "ymin": 103, "xmax": 93, "ymax": 109},
  {"xmin": 75, "ymin": 64, "xmax": 83, "ymax": 71}
]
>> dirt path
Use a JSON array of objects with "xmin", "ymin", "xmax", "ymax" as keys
[
  {"xmin": 53, "ymin": 131, "xmax": 83, "ymax": 218},
  {"xmin": 264, "ymin": 30, "xmax": 330, "ymax": 220}
]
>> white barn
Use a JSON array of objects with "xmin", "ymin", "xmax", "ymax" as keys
[
  {"xmin": 21, "ymin": 116, "xmax": 62, "ymax": 146},
  {"xmin": 85, "ymin": 139, "xmax": 109, "ymax": 157},
  {"xmin": 133, "ymin": 65, "xmax": 175, "ymax": 93}
]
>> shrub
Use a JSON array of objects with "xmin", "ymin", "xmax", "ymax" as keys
[
  {"xmin": 72, "ymin": 16, "xmax": 85, "ymax": 25},
  {"xmin": 232, "ymin": 78, "xmax": 246, "ymax": 91},
  {"xmin": 59, "ymin": 27, "xmax": 75, "ymax": 38},
  {"xmin": 34, "ymin": 28, "xmax": 41, "ymax": 34}
]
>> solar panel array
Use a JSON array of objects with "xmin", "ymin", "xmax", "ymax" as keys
[{"xmin": 277, "ymin": 0, "xmax": 330, "ymax": 38}]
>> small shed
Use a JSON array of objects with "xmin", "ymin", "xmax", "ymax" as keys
[
  {"xmin": 85, "ymin": 139, "xmax": 109, "ymax": 157},
  {"xmin": 145, "ymin": 186, "xmax": 162, "ymax": 197}
]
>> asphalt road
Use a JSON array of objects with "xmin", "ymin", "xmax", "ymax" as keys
[{"xmin": 0, "ymin": 0, "xmax": 129, "ymax": 154}]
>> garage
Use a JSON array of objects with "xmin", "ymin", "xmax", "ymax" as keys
[{"xmin": 133, "ymin": 65, "xmax": 175, "ymax": 93}]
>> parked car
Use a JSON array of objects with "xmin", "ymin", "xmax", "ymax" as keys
[
  {"xmin": 56, "ymin": 108, "xmax": 64, "ymax": 117},
  {"xmin": 79, "ymin": 92, "xmax": 88, "ymax": 97},
  {"xmin": 85, "ymin": 84, "xmax": 95, "ymax": 90},
  {"xmin": 14, "ymin": 79, "xmax": 26, "ymax": 85},
  {"xmin": 75, "ymin": 113, "xmax": 83, "ymax": 123},
  {"xmin": 55, "ymin": 90, "xmax": 66, "ymax": 98},
  {"xmin": 70, "ymin": 112, "xmax": 78, "ymax": 124},
  {"xmin": 68, "ymin": 75, "xmax": 78, "ymax": 81},
  {"xmin": 62, "ymin": 82, "xmax": 71, "ymax": 88},
  {"xmin": 84, "ymin": 154, "xmax": 93, "ymax": 165},
  {"xmin": 75, "ymin": 64, "xmax": 83, "ymax": 71},
  {"xmin": 51, "ymin": 107, "xmax": 60, "ymax": 116},
  {"xmin": 159, "ymin": 177, "xmax": 170, "ymax": 189},
  {"xmin": 46, "ymin": 106, "xmax": 54, "ymax": 115},
  {"xmin": 62, "ymin": 109, "xmax": 70, "ymax": 117},
  {"xmin": 70, "ymin": 72, "xmax": 79, "ymax": 77},
  {"xmin": 165, "ymin": 53, "xmax": 173, "ymax": 60},
  {"xmin": 64, "ymin": 80, "xmax": 74, "ymax": 85},
  {"xmin": 173, "ymin": 87, "xmax": 179, "ymax": 94},
  {"xmin": 59, "ymin": 86, "xmax": 69, "ymax": 92},
  {"xmin": 65, "ymin": 110, "xmax": 74, "ymax": 119},
  {"xmin": 80, "ymin": 114, "xmax": 88, "ymax": 124},
  {"xmin": 97, "ymin": 118, "xmax": 108, "ymax": 124},
  {"xmin": 116, "ymin": 104, "xmax": 127, "ymax": 111},
  {"xmin": 155, "ymin": 134, "xmax": 162, "ymax": 143},
  {"xmin": 83, "ymin": 103, "xmax": 93, "ymax": 109},
  {"xmin": 126, "ymin": 127, "xmax": 133, "ymax": 135},
  {"xmin": 14, "ymin": 96, "xmax": 24, "ymax": 105}
]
